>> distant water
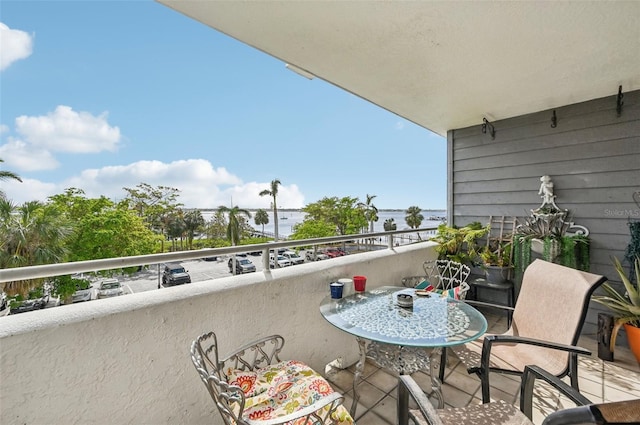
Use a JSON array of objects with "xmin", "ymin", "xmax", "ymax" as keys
[{"xmin": 203, "ymin": 209, "xmax": 446, "ymax": 237}]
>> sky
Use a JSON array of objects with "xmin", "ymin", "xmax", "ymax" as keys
[{"xmin": 0, "ymin": 0, "xmax": 447, "ymax": 210}]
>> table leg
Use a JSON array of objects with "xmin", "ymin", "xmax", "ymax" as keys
[
  {"xmin": 429, "ymin": 347, "xmax": 444, "ymax": 408},
  {"xmin": 398, "ymin": 374, "xmax": 409, "ymax": 425},
  {"xmin": 350, "ymin": 337, "xmax": 367, "ymax": 417}
]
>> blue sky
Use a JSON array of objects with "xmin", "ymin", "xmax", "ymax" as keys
[{"xmin": 0, "ymin": 0, "xmax": 446, "ymax": 210}]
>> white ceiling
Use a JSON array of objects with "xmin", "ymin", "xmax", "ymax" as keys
[{"xmin": 157, "ymin": 1, "xmax": 640, "ymax": 137}]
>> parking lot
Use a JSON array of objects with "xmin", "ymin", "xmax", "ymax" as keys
[{"xmin": 50, "ymin": 250, "xmax": 318, "ymax": 306}]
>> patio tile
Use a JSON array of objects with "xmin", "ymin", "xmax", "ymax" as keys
[
  {"xmin": 370, "ymin": 394, "xmax": 398, "ymax": 424},
  {"xmin": 352, "ymin": 380, "xmax": 388, "ymax": 410},
  {"xmin": 365, "ymin": 368, "xmax": 400, "ymax": 393},
  {"xmin": 352, "ymin": 410, "xmax": 393, "ymax": 425},
  {"xmin": 441, "ymin": 367, "xmax": 482, "ymax": 396},
  {"xmin": 326, "ymin": 368, "xmax": 356, "ymax": 393},
  {"xmin": 441, "ymin": 384, "xmax": 475, "ymax": 408}
]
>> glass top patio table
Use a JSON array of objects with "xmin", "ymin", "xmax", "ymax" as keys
[{"xmin": 320, "ymin": 286, "xmax": 488, "ymax": 348}]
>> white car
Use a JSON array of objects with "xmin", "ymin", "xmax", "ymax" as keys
[
  {"xmin": 97, "ymin": 279, "xmax": 124, "ymax": 299},
  {"xmin": 305, "ymin": 251, "xmax": 329, "ymax": 261},
  {"xmin": 281, "ymin": 250, "xmax": 304, "ymax": 265},
  {"xmin": 269, "ymin": 255, "xmax": 292, "ymax": 269},
  {"xmin": 71, "ymin": 284, "xmax": 93, "ymax": 303}
]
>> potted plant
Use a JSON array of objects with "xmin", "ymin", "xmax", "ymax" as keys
[
  {"xmin": 593, "ymin": 256, "xmax": 640, "ymax": 362},
  {"xmin": 479, "ymin": 241, "xmax": 513, "ymax": 283},
  {"xmin": 431, "ymin": 222, "xmax": 489, "ymax": 268}
]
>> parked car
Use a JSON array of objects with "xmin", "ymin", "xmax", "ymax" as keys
[
  {"xmin": 9, "ymin": 286, "xmax": 50, "ymax": 314},
  {"xmin": 305, "ymin": 250, "xmax": 329, "ymax": 261},
  {"xmin": 162, "ymin": 263, "xmax": 192, "ymax": 286},
  {"xmin": 269, "ymin": 255, "xmax": 292, "ymax": 269},
  {"xmin": 228, "ymin": 257, "xmax": 257, "ymax": 274},
  {"xmin": 280, "ymin": 250, "xmax": 304, "ymax": 265},
  {"xmin": 10, "ymin": 296, "xmax": 49, "ymax": 314},
  {"xmin": 71, "ymin": 281, "xmax": 93, "ymax": 303},
  {"xmin": 0, "ymin": 293, "xmax": 9, "ymax": 316},
  {"xmin": 97, "ymin": 278, "xmax": 124, "ymax": 299},
  {"xmin": 324, "ymin": 247, "xmax": 347, "ymax": 258}
]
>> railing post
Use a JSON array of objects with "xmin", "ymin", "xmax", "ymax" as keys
[{"xmin": 388, "ymin": 234, "xmax": 394, "ymax": 249}]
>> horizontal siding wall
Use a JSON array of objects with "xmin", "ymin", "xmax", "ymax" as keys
[{"xmin": 448, "ymin": 89, "xmax": 640, "ymax": 346}]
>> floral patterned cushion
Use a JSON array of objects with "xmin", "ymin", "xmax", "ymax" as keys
[{"xmin": 225, "ymin": 360, "xmax": 354, "ymax": 424}]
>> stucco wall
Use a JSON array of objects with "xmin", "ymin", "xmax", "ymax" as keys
[
  {"xmin": 448, "ymin": 89, "xmax": 640, "ymax": 339},
  {"xmin": 0, "ymin": 242, "xmax": 437, "ymax": 425}
]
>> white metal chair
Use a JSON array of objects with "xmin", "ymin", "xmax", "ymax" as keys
[{"xmin": 190, "ymin": 331, "xmax": 354, "ymax": 424}]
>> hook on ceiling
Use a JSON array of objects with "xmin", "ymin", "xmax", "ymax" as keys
[
  {"xmin": 616, "ymin": 85, "xmax": 624, "ymax": 117},
  {"xmin": 482, "ymin": 118, "xmax": 495, "ymax": 139}
]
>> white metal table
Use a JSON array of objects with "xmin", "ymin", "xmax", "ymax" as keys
[{"xmin": 320, "ymin": 286, "xmax": 487, "ymax": 425}]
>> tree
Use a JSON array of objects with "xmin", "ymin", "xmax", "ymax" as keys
[
  {"xmin": 384, "ymin": 218, "xmax": 397, "ymax": 231},
  {"xmin": 0, "ymin": 158, "xmax": 22, "ymax": 199},
  {"xmin": 219, "ymin": 205, "xmax": 251, "ymax": 275},
  {"xmin": 0, "ymin": 199, "xmax": 71, "ymax": 295},
  {"xmin": 300, "ymin": 196, "xmax": 367, "ymax": 236},
  {"xmin": 123, "ymin": 183, "xmax": 182, "ymax": 251},
  {"xmin": 358, "ymin": 194, "xmax": 379, "ymax": 233},
  {"xmin": 254, "ymin": 208, "xmax": 269, "ymax": 235},
  {"xmin": 183, "ymin": 210, "xmax": 205, "ymax": 249},
  {"xmin": 48, "ymin": 189, "xmax": 157, "ymax": 262},
  {"xmin": 405, "ymin": 205, "xmax": 424, "ymax": 240},
  {"xmin": 259, "ymin": 179, "xmax": 281, "ymax": 240},
  {"xmin": 205, "ymin": 210, "xmax": 227, "ymax": 241},
  {"xmin": 218, "ymin": 206, "xmax": 252, "ymax": 246}
]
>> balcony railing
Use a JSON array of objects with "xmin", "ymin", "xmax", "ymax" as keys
[{"xmin": 0, "ymin": 228, "xmax": 438, "ymax": 425}]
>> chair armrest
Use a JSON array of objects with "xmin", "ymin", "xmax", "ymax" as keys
[
  {"xmin": 520, "ymin": 365, "xmax": 592, "ymax": 420},
  {"xmin": 401, "ymin": 276, "xmax": 430, "ymax": 288},
  {"xmin": 399, "ymin": 375, "xmax": 445, "ymax": 425},
  {"xmin": 484, "ymin": 334, "xmax": 592, "ymax": 356},
  {"xmin": 463, "ymin": 299, "xmax": 515, "ymax": 312},
  {"xmin": 246, "ymin": 392, "xmax": 345, "ymax": 425},
  {"xmin": 221, "ymin": 334, "xmax": 285, "ymax": 371}
]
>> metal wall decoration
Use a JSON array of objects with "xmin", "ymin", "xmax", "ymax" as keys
[
  {"xmin": 482, "ymin": 117, "xmax": 495, "ymax": 139},
  {"xmin": 517, "ymin": 175, "xmax": 590, "ymax": 237},
  {"xmin": 617, "ymin": 85, "xmax": 624, "ymax": 117}
]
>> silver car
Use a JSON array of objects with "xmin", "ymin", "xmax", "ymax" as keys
[
  {"xmin": 72, "ymin": 285, "xmax": 93, "ymax": 303},
  {"xmin": 97, "ymin": 279, "xmax": 124, "ymax": 299}
]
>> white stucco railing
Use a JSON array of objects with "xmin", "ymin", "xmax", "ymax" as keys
[{"xmin": 0, "ymin": 239, "xmax": 438, "ymax": 425}]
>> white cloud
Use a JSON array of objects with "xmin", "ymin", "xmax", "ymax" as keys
[
  {"xmin": 0, "ymin": 138, "xmax": 59, "ymax": 171},
  {"xmin": 0, "ymin": 22, "xmax": 33, "ymax": 71},
  {"xmin": 395, "ymin": 121, "xmax": 405, "ymax": 130},
  {"xmin": 15, "ymin": 105, "xmax": 121, "ymax": 153},
  {"xmin": 53, "ymin": 159, "xmax": 306, "ymax": 209},
  {"xmin": 0, "ymin": 178, "xmax": 57, "ymax": 204},
  {"xmin": 0, "ymin": 124, "xmax": 9, "ymax": 134}
]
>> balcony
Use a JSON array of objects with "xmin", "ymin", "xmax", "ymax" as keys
[{"xmin": 1, "ymin": 234, "xmax": 638, "ymax": 424}]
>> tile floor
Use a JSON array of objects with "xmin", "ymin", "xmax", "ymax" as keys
[{"xmin": 325, "ymin": 311, "xmax": 640, "ymax": 424}]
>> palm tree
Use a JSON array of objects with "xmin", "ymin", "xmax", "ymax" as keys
[
  {"xmin": 259, "ymin": 179, "xmax": 281, "ymax": 240},
  {"xmin": 405, "ymin": 205, "xmax": 424, "ymax": 240},
  {"xmin": 254, "ymin": 209, "xmax": 269, "ymax": 237},
  {"xmin": 384, "ymin": 218, "xmax": 397, "ymax": 231},
  {"xmin": 0, "ymin": 199, "xmax": 70, "ymax": 295},
  {"xmin": 183, "ymin": 210, "xmax": 205, "ymax": 249},
  {"xmin": 0, "ymin": 158, "xmax": 22, "ymax": 199},
  {"xmin": 219, "ymin": 205, "xmax": 251, "ymax": 275}
]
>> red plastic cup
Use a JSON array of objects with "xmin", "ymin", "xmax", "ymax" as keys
[{"xmin": 353, "ymin": 275, "xmax": 367, "ymax": 292}]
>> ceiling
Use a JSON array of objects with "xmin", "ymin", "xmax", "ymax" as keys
[{"xmin": 157, "ymin": 1, "xmax": 640, "ymax": 137}]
